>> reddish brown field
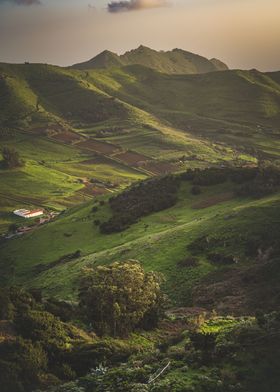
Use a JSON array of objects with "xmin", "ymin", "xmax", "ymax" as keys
[
  {"xmin": 78, "ymin": 139, "xmax": 120, "ymax": 155},
  {"xmin": 80, "ymin": 156, "xmax": 109, "ymax": 165},
  {"xmin": 114, "ymin": 151, "xmax": 149, "ymax": 166},
  {"xmin": 143, "ymin": 161, "xmax": 175, "ymax": 175},
  {"xmin": 32, "ymin": 124, "xmax": 63, "ymax": 133},
  {"xmin": 51, "ymin": 131, "xmax": 82, "ymax": 144},
  {"xmin": 192, "ymin": 192, "xmax": 234, "ymax": 209},
  {"xmin": 80, "ymin": 185, "xmax": 108, "ymax": 196}
]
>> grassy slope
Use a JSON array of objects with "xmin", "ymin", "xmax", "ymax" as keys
[
  {"xmin": 0, "ymin": 129, "xmax": 147, "ymax": 232},
  {"xmin": 2, "ymin": 63, "xmax": 254, "ymax": 232},
  {"xmin": 87, "ymin": 66, "xmax": 280, "ymax": 156},
  {"xmin": 1, "ymin": 61, "xmax": 279, "ymax": 235},
  {"xmin": 2, "ymin": 177, "xmax": 279, "ymax": 308}
]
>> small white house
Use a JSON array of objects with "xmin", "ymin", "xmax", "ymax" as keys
[{"xmin": 13, "ymin": 209, "xmax": 44, "ymax": 219}]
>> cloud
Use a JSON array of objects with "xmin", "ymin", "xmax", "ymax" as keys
[
  {"xmin": 108, "ymin": 0, "xmax": 167, "ymax": 13},
  {"xmin": 0, "ymin": 0, "xmax": 41, "ymax": 5}
]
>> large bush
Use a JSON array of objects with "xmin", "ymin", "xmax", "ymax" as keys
[
  {"xmin": 79, "ymin": 261, "xmax": 164, "ymax": 336},
  {"xmin": 0, "ymin": 337, "xmax": 47, "ymax": 392},
  {"xmin": 1, "ymin": 146, "xmax": 24, "ymax": 169}
]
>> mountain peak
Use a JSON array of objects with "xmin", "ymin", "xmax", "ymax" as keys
[
  {"xmin": 123, "ymin": 45, "xmax": 155, "ymax": 55},
  {"xmin": 72, "ymin": 49, "xmax": 123, "ymax": 70},
  {"xmin": 137, "ymin": 45, "xmax": 151, "ymax": 50},
  {"xmin": 72, "ymin": 46, "xmax": 229, "ymax": 74},
  {"xmin": 99, "ymin": 49, "xmax": 118, "ymax": 56}
]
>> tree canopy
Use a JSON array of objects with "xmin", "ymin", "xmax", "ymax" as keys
[
  {"xmin": 79, "ymin": 260, "xmax": 164, "ymax": 337},
  {"xmin": 1, "ymin": 146, "xmax": 23, "ymax": 169}
]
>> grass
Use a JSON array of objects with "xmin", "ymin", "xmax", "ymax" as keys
[
  {"xmin": 88, "ymin": 66, "xmax": 280, "ymax": 157},
  {"xmin": 2, "ymin": 62, "xmax": 260, "ymax": 233},
  {"xmin": 4, "ymin": 59, "xmax": 280, "ymax": 237},
  {"xmin": 0, "ymin": 130, "xmax": 148, "ymax": 232},
  {"xmin": 2, "ymin": 176, "xmax": 280, "ymax": 304},
  {"xmin": 0, "ymin": 59, "xmax": 279, "ymax": 293}
]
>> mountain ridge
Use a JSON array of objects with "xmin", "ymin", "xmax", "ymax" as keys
[{"xmin": 72, "ymin": 45, "xmax": 228, "ymax": 74}]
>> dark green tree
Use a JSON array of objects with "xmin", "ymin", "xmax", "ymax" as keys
[
  {"xmin": 0, "ymin": 337, "xmax": 47, "ymax": 392},
  {"xmin": 79, "ymin": 260, "xmax": 164, "ymax": 337},
  {"xmin": 1, "ymin": 146, "xmax": 23, "ymax": 169}
]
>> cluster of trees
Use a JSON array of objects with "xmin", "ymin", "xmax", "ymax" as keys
[
  {"xmin": 0, "ymin": 287, "xmax": 77, "ymax": 392},
  {"xmin": 79, "ymin": 260, "xmax": 164, "ymax": 337},
  {"xmin": 100, "ymin": 175, "xmax": 180, "ymax": 233},
  {"xmin": 98, "ymin": 164, "xmax": 280, "ymax": 234},
  {"xmin": 0, "ymin": 261, "xmax": 165, "ymax": 391},
  {"xmin": 1, "ymin": 146, "xmax": 24, "ymax": 169},
  {"xmin": 236, "ymin": 164, "xmax": 280, "ymax": 198},
  {"xmin": 181, "ymin": 164, "xmax": 280, "ymax": 198},
  {"xmin": 37, "ymin": 312, "xmax": 280, "ymax": 392},
  {"xmin": 180, "ymin": 166, "xmax": 259, "ymax": 186}
]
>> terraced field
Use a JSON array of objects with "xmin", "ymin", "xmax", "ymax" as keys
[{"xmin": 1, "ymin": 57, "xmax": 280, "ymax": 235}]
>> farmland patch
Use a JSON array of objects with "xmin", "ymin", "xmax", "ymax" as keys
[
  {"xmin": 51, "ymin": 131, "xmax": 82, "ymax": 144},
  {"xmin": 80, "ymin": 185, "xmax": 109, "ymax": 196},
  {"xmin": 142, "ymin": 161, "xmax": 176, "ymax": 175},
  {"xmin": 114, "ymin": 150, "xmax": 150, "ymax": 166},
  {"xmin": 78, "ymin": 139, "xmax": 120, "ymax": 154}
]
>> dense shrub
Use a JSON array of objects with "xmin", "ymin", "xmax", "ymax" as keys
[
  {"xmin": 0, "ymin": 338, "xmax": 47, "ymax": 392},
  {"xmin": 236, "ymin": 164, "xmax": 280, "ymax": 198},
  {"xmin": 230, "ymin": 167, "xmax": 258, "ymax": 184},
  {"xmin": 15, "ymin": 310, "xmax": 71, "ymax": 358},
  {"xmin": 191, "ymin": 185, "xmax": 202, "ymax": 195},
  {"xmin": 192, "ymin": 168, "xmax": 228, "ymax": 186},
  {"xmin": 0, "ymin": 288, "xmax": 15, "ymax": 320},
  {"xmin": 1, "ymin": 146, "xmax": 24, "ymax": 169},
  {"xmin": 44, "ymin": 299, "xmax": 76, "ymax": 322},
  {"xmin": 208, "ymin": 253, "xmax": 237, "ymax": 265},
  {"xmin": 79, "ymin": 261, "xmax": 164, "ymax": 337},
  {"xmin": 236, "ymin": 181, "xmax": 278, "ymax": 198},
  {"xmin": 67, "ymin": 341, "xmax": 134, "ymax": 376},
  {"xmin": 0, "ymin": 286, "xmax": 37, "ymax": 320},
  {"xmin": 100, "ymin": 176, "xmax": 180, "ymax": 234}
]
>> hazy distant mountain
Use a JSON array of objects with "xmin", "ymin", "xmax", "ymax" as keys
[{"xmin": 72, "ymin": 45, "xmax": 228, "ymax": 74}]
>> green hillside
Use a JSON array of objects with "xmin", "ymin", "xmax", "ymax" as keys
[
  {"xmin": 2, "ymin": 60, "xmax": 258, "ymax": 233},
  {"xmin": 1, "ymin": 52, "xmax": 280, "ymax": 235},
  {"xmin": 1, "ymin": 166, "xmax": 280, "ymax": 316},
  {"xmin": 87, "ymin": 66, "xmax": 280, "ymax": 156},
  {"xmin": 72, "ymin": 45, "xmax": 228, "ymax": 74},
  {"xmin": 72, "ymin": 50, "xmax": 124, "ymax": 70},
  {"xmin": 1, "ymin": 49, "xmax": 280, "ymax": 392}
]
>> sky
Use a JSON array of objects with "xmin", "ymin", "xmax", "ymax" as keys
[{"xmin": 0, "ymin": 0, "xmax": 279, "ymax": 71}]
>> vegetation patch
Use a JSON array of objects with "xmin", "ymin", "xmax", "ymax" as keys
[
  {"xmin": 100, "ymin": 175, "xmax": 180, "ymax": 233},
  {"xmin": 114, "ymin": 150, "xmax": 150, "ymax": 166},
  {"xmin": 50, "ymin": 131, "xmax": 83, "ymax": 144},
  {"xmin": 77, "ymin": 139, "xmax": 120, "ymax": 155},
  {"xmin": 192, "ymin": 192, "xmax": 234, "ymax": 209},
  {"xmin": 142, "ymin": 161, "xmax": 176, "ymax": 175}
]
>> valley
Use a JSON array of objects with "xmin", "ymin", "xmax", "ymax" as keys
[
  {"xmin": 3, "ymin": 47, "xmax": 280, "ymax": 233},
  {"xmin": 0, "ymin": 46, "xmax": 280, "ymax": 392}
]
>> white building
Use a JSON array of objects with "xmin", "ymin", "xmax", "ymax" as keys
[{"xmin": 13, "ymin": 209, "xmax": 44, "ymax": 219}]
